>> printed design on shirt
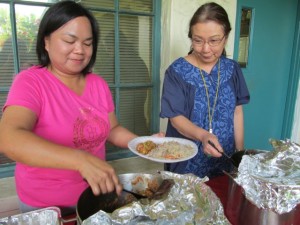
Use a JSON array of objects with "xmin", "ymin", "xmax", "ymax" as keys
[{"xmin": 73, "ymin": 107, "xmax": 109, "ymax": 153}]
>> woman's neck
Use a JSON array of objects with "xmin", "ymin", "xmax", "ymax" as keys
[
  {"xmin": 189, "ymin": 53, "xmax": 218, "ymax": 74},
  {"xmin": 47, "ymin": 66, "xmax": 86, "ymax": 95}
]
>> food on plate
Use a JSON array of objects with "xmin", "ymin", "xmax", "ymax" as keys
[
  {"xmin": 136, "ymin": 140, "xmax": 194, "ymax": 160},
  {"xmin": 136, "ymin": 140, "xmax": 157, "ymax": 154}
]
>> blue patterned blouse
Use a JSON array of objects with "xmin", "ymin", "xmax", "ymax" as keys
[{"xmin": 160, "ymin": 56, "xmax": 250, "ymax": 178}]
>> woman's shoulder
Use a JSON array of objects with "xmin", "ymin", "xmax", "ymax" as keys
[
  {"xmin": 86, "ymin": 73, "xmax": 107, "ymax": 84},
  {"xmin": 164, "ymin": 57, "xmax": 198, "ymax": 87},
  {"xmin": 170, "ymin": 57, "xmax": 189, "ymax": 67},
  {"xmin": 220, "ymin": 56, "xmax": 243, "ymax": 76},
  {"xmin": 221, "ymin": 56, "xmax": 240, "ymax": 69},
  {"xmin": 167, "ymin": 57, "xmax": 195, "ymax": 74},
  {"xmin": 17, "ymin": 65, "xmax": 43, "ymax": 74},
  {"xmin": 14, "ymin": 65, "xmax": 47, "ymax": 81},
  {"xmin": 86, "ymin": 73, "xmax": 111, "ymax": 91}
]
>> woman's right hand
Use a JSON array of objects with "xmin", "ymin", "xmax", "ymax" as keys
[
  {"xmin": 76, "ymin": 151, "xmax": 122, "ymax": 196},
  {"xmin": 169, "ymin": 115, "xmax": 223, "ymax": 157},
  {"xmin": 201, "ymin": 132, "xmax": 223, "ymax": 157}
]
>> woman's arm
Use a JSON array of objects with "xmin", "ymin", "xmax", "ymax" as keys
[
  {"xmin": 170, "ymin": 115, "xmax": 222, "ymax": 157},
  {"xmin": 234, "ymin": 105, "xmax": 244, "ymax": 151},
  {"xmin": 107, "ymin": 112, "xmax": 165, "ymax": 147},
  {"xmin": 0, "ymin": 105, "xmax": 122, "ymax": 195},
  {"xmin": 107, "ymin": 112, "xmax": 138, "ymax": 148},
  {"xmin": 0, "ymin": 106, "xmax": 82, "ymax": 168}
]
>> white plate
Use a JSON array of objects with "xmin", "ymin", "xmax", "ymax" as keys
[{"xmin": 128, "ymin": 136, "xmax": 198, "ymax": 163}]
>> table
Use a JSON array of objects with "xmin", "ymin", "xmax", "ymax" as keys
[{"xmin": 205, "ymin": 175, "xmax": 237, "ymax": 225}]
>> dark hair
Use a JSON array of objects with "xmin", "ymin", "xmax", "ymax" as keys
[
  {"xmin": 188, "ymin": 2, "xmax": 231, "ymax": 55},
  {"xmin": 36, "ymin": 1, "xmax": 99, "ymax": 75}
]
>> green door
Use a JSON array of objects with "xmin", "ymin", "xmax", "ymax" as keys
[{"xmin": 234, "ymin": 0, "xmax": 299, "ymax": 150}]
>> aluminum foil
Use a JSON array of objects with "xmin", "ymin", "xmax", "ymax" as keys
[
  {"xmin": 0, "ymin": 207, "xmax": 60, "ymax": 225},
  {"xmin": 82, "ymin": 171, "xmax": 231, "ymax": 225},
  {"xmin": 235, "ymin": 139, "xmax": 300, "ymax": 214}
]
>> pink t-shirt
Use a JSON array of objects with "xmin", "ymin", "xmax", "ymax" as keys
[{"xmin": 4, "ymin": 66, "xmax": 114, "ymax": 207}]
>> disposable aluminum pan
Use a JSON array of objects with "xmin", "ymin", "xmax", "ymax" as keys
[
  {"xmin": 0, "ymin": 207, "xmax": 61, "ymax": 225},
  {"xmin": 81, "ymin": 171, "xmax": 231, "ymax": 225}
]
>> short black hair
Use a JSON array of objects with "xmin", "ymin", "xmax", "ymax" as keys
[{"xmin": 36, "ymin": 1, "xmax": 99, "ymax": 75}]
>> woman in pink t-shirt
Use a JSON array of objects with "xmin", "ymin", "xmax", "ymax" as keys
[{"xmin": 0, "ymin": 1, "xmax": 162, "ymax": 216}]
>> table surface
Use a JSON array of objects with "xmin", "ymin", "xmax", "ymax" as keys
[{"xmin": 205, "ymin": 175, "xmax": 237, "ymax": 225}]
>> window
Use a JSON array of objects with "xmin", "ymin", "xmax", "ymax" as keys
[
  {"xmin": 237, "ymin": 8, "xmax": 252, "ymax": 68},
  {"xmin": 0, "ymin": 0, "xmax": 161, "ymax": 177}
]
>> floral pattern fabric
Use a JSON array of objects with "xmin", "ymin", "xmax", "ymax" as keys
[{"xmin": 160, "ymin": 56, "xmax": 250, "ymax": 178}]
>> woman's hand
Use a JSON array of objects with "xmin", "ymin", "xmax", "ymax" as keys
[
  {"xmin": 76, "ymin": 151, "xmax": 122, "ymax": 196},
  {"xmin": 201, "ymin": 132, "xmax": 223, "ymax": 157},
  {"xmin": 168, "ymin": 115, "xmax": 223, "ymax": 157},
  {"xmin": 151, "ymin": 132, "xmax": 165, "ymax": 137}
]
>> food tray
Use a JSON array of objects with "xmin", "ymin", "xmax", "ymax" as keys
[
  {"xmin": 0, "ymin": 207, "xmax": 61, "ymax": 225},
  {"xmin": 82, "ymin": 172, "xmax": 231, "ymax": 225}
]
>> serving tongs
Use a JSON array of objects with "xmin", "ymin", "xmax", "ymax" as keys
[{"xmin": 208, "ymin": 140, "xmax": 239, "ymax": 168}]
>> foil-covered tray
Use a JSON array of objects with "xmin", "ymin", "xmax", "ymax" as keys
[
  {"xmin": 0, "ymin": 207, "xmax": 61, "ymax": 225},
  {"xmin": 235, "ymin": 139, "xmax": 300, "ymax": 214},
  {"xmin": 82, "ymin": 171, "xmax": 231, "ymax": 225}
]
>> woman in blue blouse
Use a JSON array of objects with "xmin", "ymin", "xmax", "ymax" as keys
[{"xmin": 160, "ymin": 2, "xmax": 250, "ymax": 178}]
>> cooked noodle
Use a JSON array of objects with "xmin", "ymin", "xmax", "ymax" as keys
[{"xmin": 147, "ymin": 141, "xmax": 194, "ymax": 160}]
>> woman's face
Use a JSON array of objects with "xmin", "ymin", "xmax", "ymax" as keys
[
  {"xmin": 191, "ymin": 21, "xmax": 227, "ymax": 65},
  {"xmin": 45, "ymin": 16, "xmax": 93, "ymax": 76}
]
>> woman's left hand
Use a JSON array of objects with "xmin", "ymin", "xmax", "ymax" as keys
[{"xmin": 151, "ymin": 132, "xmax": 165, "ymax": 137}]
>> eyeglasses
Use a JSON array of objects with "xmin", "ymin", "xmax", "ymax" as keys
[{"xmin": 192, "ymin": 35, "xmax": 225, "ymax": 47}]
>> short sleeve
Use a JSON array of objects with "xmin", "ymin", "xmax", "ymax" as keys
[
  {"xmin": 88, "ymin": 73, "xmax": 115, "ymax": 113},
  {"xmin": 4, "ymin": 70, "xmax": 42, "ymax": 115},
  {"xmin": 232, "ymin": 62, "xmax": 250, "ymax": 105},
  {"xmin": 160, "ymin": 66, "xmax": 195, "ymax": 119}
]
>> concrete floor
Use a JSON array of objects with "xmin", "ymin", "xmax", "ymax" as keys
[{"xmin": 0, "ymin": 157, "xmax": 163, "ymax": 218}]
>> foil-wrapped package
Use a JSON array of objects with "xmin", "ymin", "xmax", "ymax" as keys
[
  {"xmin": 83, "ymin": 172, "xmax": 231, "ymax": 225},
  {"xmin": 235, "ymin": 139, "xmax": 300, "ymax": 214},
  {"xmin": 0, "ymin": 207, "xmax": 60, "ymax": 225}
]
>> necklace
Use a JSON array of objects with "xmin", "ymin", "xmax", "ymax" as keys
[{"xmin": 197, "ymin": 58, "xmax": 220, "ymax": 134}]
